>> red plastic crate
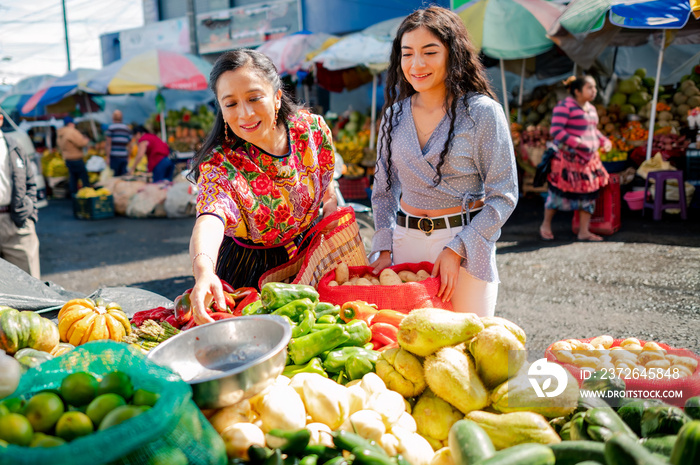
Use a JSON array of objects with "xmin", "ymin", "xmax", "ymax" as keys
[
  {"xmin": 572, "ymin": 173, "xmax": 621, "ymax": 236},
  {"xmin": 338, "ymin": 176, "xmax": 370, "ymax": 200}
]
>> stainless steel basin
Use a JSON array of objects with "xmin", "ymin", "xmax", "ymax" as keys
[{"xmin": 147, "ymin": 315, "xmax": 290, "ymax": 409}]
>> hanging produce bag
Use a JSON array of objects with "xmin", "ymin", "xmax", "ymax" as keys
[
  {"xmin": 317, "ymin": 262, "xmax": 452, "ymax": 312},
  {"xmin": 0, "ymin": 340, "xmax": 226, "ymax": 465}
]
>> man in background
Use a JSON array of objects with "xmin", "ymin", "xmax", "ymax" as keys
[
  {"xmin": 0, "ymin": 113, "xmax": 40, "ymax": 278},
  {"xmin": 104, "ymin": 110, "xmax": 132, "ymax": 176},
  {"xmin": 57, "ymin": 116, "xmax": 90, "ymax": 196}
]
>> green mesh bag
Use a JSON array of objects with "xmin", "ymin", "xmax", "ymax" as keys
[{"xmin": 0, "ymin": 340, "xmax": 227, "ymax": 465}]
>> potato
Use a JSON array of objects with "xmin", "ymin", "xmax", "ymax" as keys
[
  {"xmin": 624, "ymin": 344, "xmax": 644, "ymax": 352},
  {"xmin": 638, "ymin": 351, "xmax": 665, "ymax": 365},
  {"xmin": 349, "ymin": 276, "xmax": 359, "ymax": 285},
  {"xmin": 590, "ymin": 335, "xmax": 613, "ymax": 349},
  {"xmin": 550, "ymin": 341, "xmax": 572, "ymax": 351},
  {"xmin": 397, "ymin": 270, "xmax": 419, "ymax": 283},
  {"xmin": 572, "ymin": 356, "xmax": 599, "ymax": 369},
  {"xmin": 671, "ymin": 364, "xmax": 693, "ymax": 378},
  {"xmin": 645, "ymin": 359, "xmax": 671, "ymax": 370},
  {"xmin": 355, "ymin": 278, "xmax": 373, "ymax": 286},
  {"xmin": 620, "ymin": 338, "xmax": 641, "ymax": 348},
  {"xmin": 566, "ymin": 339, "xmax": 586, "ymax": 350},
  {"xmin": 674, "ymin": 356, "xmax": 698, "ymax": 372},
  {"xmin": 328, "ymin": 280, "xmax": 339, "ymax": 287},
  {"xmin": 642, "ymin": 341, "xmax": 664, "ymax": 351},
  {"xmin": 379, "ymin": 268, "xmax": 403, "ymax": 286},
  {"xmin": 341, "ymin": 281, "xmax": 354, "ymax": 286},
  {"xmin": 362, "ymin": 274, "xmax": 376, "ymax": 281},
  {"xmin": 336, "ymin": 262, "xmax": 349, "ymax": 285},
  {"xmin": 416, "ymin": 270, "xmax": 431, "ymax": 281},
  {"xmin": 370, "ymin": 277, "xmax": 381, "ymax": 286},
  {"xmin": 555, "ymin": 350, "xmax": 575, "ymax": 364}
]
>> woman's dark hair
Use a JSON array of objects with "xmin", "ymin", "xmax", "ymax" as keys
[
  {"xmin": 189, "ymin": 49, "xmax": 302, "ymax": 182},
  {"xmin": 134, "ymin": 125, "xmax": 149, "ymax": 135},
  {"xmin": 565, "ymin": 75, "xmax": 595, "ymax": 96},
  {"xmin": 380, "ymin": 6, "xmax": 495, "ymax": 189}
]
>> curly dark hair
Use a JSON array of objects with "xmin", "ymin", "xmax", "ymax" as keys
[
  {"xmin": 380, "ymin": 6, "xmax": 495, "ymax": 190},
  {"xmin": 189, "ymin": 49, "xmax": 302, "ymax": 183}
]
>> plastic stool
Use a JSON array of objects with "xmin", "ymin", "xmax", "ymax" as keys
[{"xmin": 642, "ymin": 170, "xmax": 687, "ymax": 220}]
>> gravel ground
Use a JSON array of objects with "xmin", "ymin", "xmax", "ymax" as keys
[{"xmin": 36, "ymin": 192, "xmax": 700, "ymax": 353}]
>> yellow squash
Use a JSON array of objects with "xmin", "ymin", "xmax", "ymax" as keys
[{"xmin": 57, "ymin": 298, "xmax": 131, "ymax": 346}]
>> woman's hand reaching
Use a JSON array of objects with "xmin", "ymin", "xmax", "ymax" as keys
[
  {"xmin": 432, "ymin": 248, "xmax": 462, "ymax": 303},
  {"xmin": 190, "ymin": 270, "xmax": 225, "ymax": 325},
  {"xmin": 370, "ymin": 251, "xmax": 392, "ymax": 274}
]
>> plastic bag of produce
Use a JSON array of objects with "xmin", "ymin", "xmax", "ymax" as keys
[{"xmin": 0, "ymin": 340, "xmax": 226, "ymax": 465}]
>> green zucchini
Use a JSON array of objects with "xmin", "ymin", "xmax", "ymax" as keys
[
  {"xmin": 478, "ymin": 443, "xmax": 555, "ymax": 465},
  {"xmin": 670, "ymin": 420, "xmax": 700, "ymax": 465},
  {"xmin": 448, "ymin": 419, "xmax": 495, "ymax": 465},
  {"xmin": 684, "ymin": 397, "xmax": 700, "ymax": 420},
  {"xmin": 547, "ymin": 441, "xmax": 605, "ymax": 465},
  {"xmin": 604, "ymin": 432, "xmax": 669, "ymax": 465},
  {"xmin": 618, "ymin": 399, "xmax": 667, "ymax": 437},
  {"xmin": 641, "ymin": 405, "xmax": 691, "ymax": 437},
  {"xmin": 640, "ymin": 435, "xmax": 677, "ymax": 456}
]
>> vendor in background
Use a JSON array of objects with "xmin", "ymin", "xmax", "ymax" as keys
[
  {"xmin": 188, "ymin": 49, "xmax": 337, "ymax": 325},
  {"xmin": 104, "ymin": 110, "xmax": 132, "ymax": 176},
  {"xmin": 370, "ymin": 6, "xmax": 518, "ymax": 317},
  {"xmin": 129, "ymin": 126, "xmax": 174, "ymax": 182},
  {"xmin": 539, "ymin": 75, "xmax": 610, "ymax": 242},
  {"xmin": 57, "ymin": 116, "xmax": 90, "ymax": 196}
]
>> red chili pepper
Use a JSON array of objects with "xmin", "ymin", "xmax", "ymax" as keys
[
  {"xmin": 371, "ymin": 332, "xmax": 395, "ymax": 348},
  {"xmin": 233, "ymin": 292, "xmax": 260, "ymax": 316},
  {"xmin": 182, "ymin": 318, "xmax": 198, "ymax": 331},
  {"xmin": 371, "ymin": 322, "xmax": 398, "ymax": 342},
  {"xmin": 219, "ymin": 278, "xmax": 236, "ymax": 294},
  {"xmin": 131, "ymin": 307, "xmax": 162, "ymax": 327},
  {"xmin": 210, "ymin": 292, "xmax": 238, "ymax": 313},
  {"xmin": 377, "ymin": 341, "xmax": 399, "ymax": 352},
  {"xmin": 370, "ymin": 310, "xmax": 405, "ymax": 328},
  {"xmin": 163, "ymin": 314, "xmax": 181, "ymax": 329},
  {"xmin": 149, "ymin": 307, "xmax": 174, "ymax": 322},
  {"xmin": 210, "ymin": 312, "xmax": 236, "ymax": 321},
  {"xmin": 340, "ymin": 301, "xmax": 378, "ymax": 324}
]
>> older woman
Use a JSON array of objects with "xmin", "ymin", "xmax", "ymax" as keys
[{"xmin": 188, "ymin": 50, "xmax": 337, "ymax": 324}]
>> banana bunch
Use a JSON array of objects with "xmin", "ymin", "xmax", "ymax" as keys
[{"xmin": 76, "ymin": 187, "xmax": 111, "ymax": 199}]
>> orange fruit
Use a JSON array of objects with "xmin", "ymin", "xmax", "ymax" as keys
[
  {"xmin": 132, "ymin": 389, "xmax": 159, "ymax": 407},
  {"xmin": 85, "ymin": 393, "xmax": 126, "ymax": 427},
  {"xmin": 55, "ymin": 411, "xmax": 93, "ymax": 441},
  {"xmin": 0, "ymin": 413, "xmax": 34, "ymax": 446},
  {"xmin": 23, "ymin": 392, "xmax": 65, "ymax": 433},
  {"xmin": 97, "ymin": 371, "xmax": 133, "ymax": 401},
  {"xmin": 60, "ymin": 372, "xmax": 98, "ymax": 407}
]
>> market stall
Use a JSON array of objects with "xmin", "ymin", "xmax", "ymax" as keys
[{"xmin": 2, "ymin": 250, "xmax": 700, "ymax": 465}]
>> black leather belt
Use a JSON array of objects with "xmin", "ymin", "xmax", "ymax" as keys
[
  {"xmin": 0, "ymin": 205, "xmax": 10, "ymax": 214},
  {"xmin": 396, "ymin": 210, "xmax": 479, "ymax": 236}
]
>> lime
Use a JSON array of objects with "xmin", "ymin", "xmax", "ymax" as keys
[
  {"xmin": 0, "ymin": 413, "xmax": 34, "ymax": 446},
  {"xmin": 30, "ymin": 432, "xmax": 67, "ymax": 448},
  {"xmin": 98, "ymin": 371, "xmax": 134, "ymax": 401},
  {"xmin": 98, "ymin": 405, "xmax": 143, "ymax": 431},
  {"xmin": 85, "ymin": 393, "xmax": 126, "ymax": 427},
  {"xmin": 1, "ymin": 397, "xmax": 25, "ymax": 414},
  {"xmin": 146, "ymin": 447, "xmax": 188, "ymax": 465},
  {"xmin": 0, "ymin": 405, "xmax": 8, "ymax": 417},
  {"xmin": 132, "ymin": 389, "xmax": 160, "ymax": 407},
  {"xmin": 55, "ymin": 411, "xmax": 93, "ymax": 441},
  {"xmin": 23, "ymin": 392, "xmax": 65, "ymax": 433},
  {"xmin": 60, "ymin": 372, "xmax": 98, "ymax": 407}
]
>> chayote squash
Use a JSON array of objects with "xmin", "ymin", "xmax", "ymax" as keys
[
  {"xmin": 14, "ymin": 347, "xmax": 54, "ymax": 370},
  {"xmin": 0, "ymin": 307, "xmax": 60, "ymax": 355}
]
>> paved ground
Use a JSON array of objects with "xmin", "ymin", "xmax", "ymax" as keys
[{"xmin": 36, "ymin": 185, "xmax": 700, "ymax": 353}]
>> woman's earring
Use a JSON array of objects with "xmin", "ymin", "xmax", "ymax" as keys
[
  {"xmin": 272, "ymin": 106, "xmax": 279, "ymax": 130},
  {"xmin": 224, "ymin": 120, "xmax": 230, "ymax": 141}
]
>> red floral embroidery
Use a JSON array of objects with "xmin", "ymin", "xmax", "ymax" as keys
[
  {"xmin": 274, "ymin": 204, "xmax": 292, "ymax": 224},
  {"xmin": 250, "ymin": 174, "xmax": 273, "ymax": 195},
  {"xmin": 262, "ymin": 229, "xmax": 280, "ymax": 243},
  {"xmin": 319, "ymin": 146, "xmax": 333, "ymax": 167},
  {"xmin": 312, "ymin": 130, "xmax": 323, "ymax": 150},
  {"xmin": 254, "ymin": 204, "xmax": 271, "ymax": 228}
]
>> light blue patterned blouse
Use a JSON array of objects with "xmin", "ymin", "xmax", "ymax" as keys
[{"xmin": 371, "ymin": 93, "xmax": 518, "ymax": 283}]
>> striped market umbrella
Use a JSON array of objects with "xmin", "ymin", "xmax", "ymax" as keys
[
  {"xmin": 87, "ymin": 49, "xmax": 212, "ymax": 140},
  {"xmin": 21, "ymin": 68, "xmax": 99, "ymax": 115},
  {"xmin": 0, "ymin": 74, "xmax": 57, "ymax": 117},
  {"xmin": 256, "ymin": 31, "xmax": 336, "ymax": 77}
]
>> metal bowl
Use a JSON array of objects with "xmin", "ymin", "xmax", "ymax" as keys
[{"xmin": 147, "ymin": 315, "xmax": 291, "ymax": 409}]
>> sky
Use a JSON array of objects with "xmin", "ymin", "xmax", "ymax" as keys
[{"xmin": 0, "ymin": 0, "xmax": 145, "ymax": 85}]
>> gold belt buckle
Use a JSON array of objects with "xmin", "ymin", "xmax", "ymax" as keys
[{"xmin": 417, "ymin": 217, "xmax": 434, "ymax": 236}]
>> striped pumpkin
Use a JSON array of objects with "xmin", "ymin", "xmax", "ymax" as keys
[
  {"xmin": 57, "ymin": 298, "xmax": 131, "ymax": 346},
  {"xmin": 0, "ymin": 307, "xmax": 60, "ymax": 355}
]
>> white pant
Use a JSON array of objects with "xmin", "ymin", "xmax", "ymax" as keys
[{"xmin": 392, "ymin": 221, "xmax": 497, "ymax": 317}]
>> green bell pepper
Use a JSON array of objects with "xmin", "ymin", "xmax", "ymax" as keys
[
  {"xmin": 316, "ymin": 314, "xmax": 339, "ymax": 325},
  {"xmin": 338, "ymin": 319, "xmax": 372, "ymax": 347},
  {"xmin": 345, "ymin": 355, "xmax": 375, "ymax": 381},
  {"xmin": 241, "ymin": 300, "xmax": 265, "ymax": 315},
  {"xmin": 299, "ymin": 456, "xmax": 318, "ymax": 465},
  {"xmin": 267, "ymin": 429, "xmax": 311, "ymax": 455},
  {"xmin": 283, "ymin": 357, "xmax": 328, "ymax": 378},
  {"xmin": 273, "ymin": 298, "xmax": 316, "ymax": 321},
  {"xmin": 288, "ymin": 325, "xmax": 350, "ymax": 365},
  {"xmin": 291, "ymin": 310, "xmax": 316, "ymax": 338},
  {"xmin": 323, "ymin": 347, "xmax": 380, "ymax": 373},
  {"xmin": 314, "ymin": 302, "xmax": 340, "ymax": 318},
  {"xmin": 261, "ymin": 283, "xmax": 319, "ymax": 310}
]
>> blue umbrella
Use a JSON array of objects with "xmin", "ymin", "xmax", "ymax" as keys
[{"xmin": 0, "ymin": 74, "xmax": 57, "ymax": 117}]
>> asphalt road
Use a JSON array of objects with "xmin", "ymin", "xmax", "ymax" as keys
[{"xmin": 36, "ymin": 188, "xmax": 700, "ymax": 353}]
